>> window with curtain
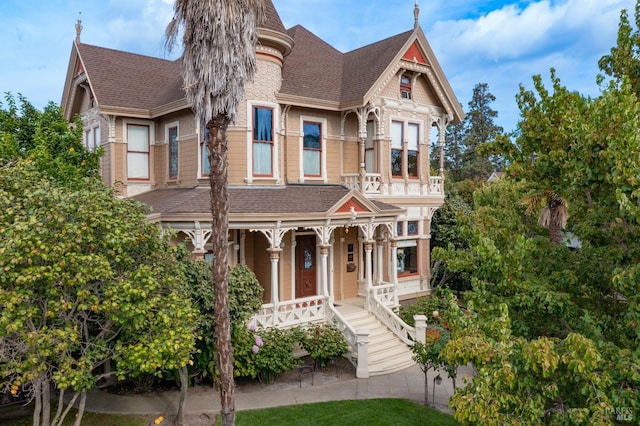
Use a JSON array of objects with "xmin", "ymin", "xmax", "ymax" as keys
[
  {"xmin": 168, "ymin": 126, "xmax": 178, "ymax": 179},
  {"xmin": 127, "ymin": 124, "xmax": 149, "ymax": 179},
  {"xmin": 303, "ymin": 121, "xmax": 321, "ymax": 176},
  {"xmin": 253, "ymin": 107, "xmax": 273, "ymax": 176}
]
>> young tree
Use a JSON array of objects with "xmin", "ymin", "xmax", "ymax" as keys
[
  {"xmin": 461, "ymin": 83, "xmax": 504, "ymax": 180},
  {"xmin": 0, "ymin": 161, "xmax": 197, "ymax": 426},
  {"xmin": 165, "ymin": 2, "xmax": 265, "ymax": 423}
]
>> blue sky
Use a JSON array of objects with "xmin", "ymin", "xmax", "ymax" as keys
[{"xmin": 0, "ymin": 0, "xmax": 635, "ymax": 133}]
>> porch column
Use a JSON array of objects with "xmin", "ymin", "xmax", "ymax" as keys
[
  {"xmin": 319, "ymin": 245, "xmax": 331, "ymax": 301},
  {"xmin": 364, "ymin": 242, "xmax": 373, "ymax": 309},
  {"xmin": 390, "ymin": 240, "xmax": 398, "ymax": 286},
  {"xmin": 376, "ymin": 238, "xmax": 384, "ymax": 284},
  {"xmin": 269, "ymin": 249, "xmax": 281, "ymax": 326},
  {"xmin": 359, "ymin": 136, "xmax": 366, "ymax": 192}
]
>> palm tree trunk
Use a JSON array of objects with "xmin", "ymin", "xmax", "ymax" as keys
[
  {"xmin": 206, "ymin": 114, "xmax": 235, "ymax": 426},
  {"xmin": 548, "ymin": 201, "xmax": 564, "ymax": 245}
]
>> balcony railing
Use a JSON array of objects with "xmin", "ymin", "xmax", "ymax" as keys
[
  {"xmin": 341, "ymin": 174, "xmax": 444, "ymax": 197},
  {"xmin": 341, "ymin": 173, "xmax": 381, "ymax": 194}
]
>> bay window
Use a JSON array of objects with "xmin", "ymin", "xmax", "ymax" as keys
[{"xmin": 390, "ymin": 120, "xmax": 420, "ymax": 179}]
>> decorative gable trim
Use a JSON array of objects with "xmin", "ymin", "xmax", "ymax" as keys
[
  {"xmin": 402, "ymin": 42, "xmax": 426, "ymax": 64},
  {"xmin": 336, "ymin": 198, "xmax": 369, "ymax": 214}
]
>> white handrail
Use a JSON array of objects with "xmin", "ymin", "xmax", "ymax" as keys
[{"xmin": 369, "ymin": 290, "xmax": 416, "ymax": 345}]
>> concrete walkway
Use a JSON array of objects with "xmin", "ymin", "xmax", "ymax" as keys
[{"xmin": 80, "ymin": 364, "xmax": 474, "ymax": 418}]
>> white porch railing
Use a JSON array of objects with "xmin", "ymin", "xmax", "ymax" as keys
[
  {"xmin": 340, "ymin": 173, "xmax": 381, "ymax": 194},
  {"xmin": 325, "ymin": 304, "xmax": 370, "ymax": 378},
  {"xmin": 371, "ymin": 282, "xmax": 399, "ymax": 308},
  {"xmin": 369, "ymin": 289, "xmax": 416, "ymax": 346},
  {"xmin": 248, "ymin": 295, "xmax": 326, "ymax": 329}
]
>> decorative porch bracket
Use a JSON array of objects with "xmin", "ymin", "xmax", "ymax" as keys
[{"xmin": 183, "ymin": 221, "xmax": 213, "ymax": 254}]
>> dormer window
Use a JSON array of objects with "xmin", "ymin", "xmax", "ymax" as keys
[{"xmin": 400, "ymin": 73, "xmax": 412, "ymax": 99}]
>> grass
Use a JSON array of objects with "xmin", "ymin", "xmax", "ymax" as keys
[
  {"xmin": 1, "ymin": 398, "xmax": 458, "ymax": 426},
  {"xmin": 0, "ymin": 405, "xmax": 148, "ymax": 426},
  {"xmin": 230, "ymin": 399, "xmax": 458, "ymax": 426}
]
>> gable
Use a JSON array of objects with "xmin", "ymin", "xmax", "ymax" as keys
[
  {"xmin": 336, "ymin": 198, "xmax": 370, "ymax": 214},
  {"xmin": 402, "ymin": 41, "xmax": 426, "ymax": 64}
]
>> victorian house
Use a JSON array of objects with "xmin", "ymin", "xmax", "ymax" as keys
[{"xmin": 61, "ymin": 1, "xmax": 464, "ymax": 377}]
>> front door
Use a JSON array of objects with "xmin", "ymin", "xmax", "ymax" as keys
[{"xmin": 295, "ymin": 234, "xmax": 317, "ymax": 298}]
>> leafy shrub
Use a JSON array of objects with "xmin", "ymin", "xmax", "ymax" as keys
[
  {"xmin": 185, "ymin": 262, "xmax": 264, "ymax": 381},
  {"xmin": 234, "ymin": 326, "xmax": 300, "ymax": 383},
  {"xmin": 301, "ymin": 324, "xmax": 348, "ymax": 369}
]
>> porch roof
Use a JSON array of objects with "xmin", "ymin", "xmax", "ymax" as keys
[{"xmin": 132, "ymin": 185, "xmax": 403, "ymax": 221}]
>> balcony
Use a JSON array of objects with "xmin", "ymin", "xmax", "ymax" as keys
[{"xmin": 341, "ymin": 174, "xmax": 444, "ymax": 197}]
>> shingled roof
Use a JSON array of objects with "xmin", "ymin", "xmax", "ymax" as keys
[
  {"xmin": 77, "ymin": 43, "xmax": 183, "ymax": 110},
  {"xmin": 133, "ymin": 185, "xmax": 402, "ymax": 217},
  {"xmin": 69, "ymin": 0, "xmax": 447, "ymax": 115}
]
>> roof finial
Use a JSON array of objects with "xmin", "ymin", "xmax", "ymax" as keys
[
  {"xmin": 414, "ymin": 1, "xmax": 420, "ymax": 30},
  {"xmin": 75, "ymin": 12, "xmax": 83, "ymax": 43}
]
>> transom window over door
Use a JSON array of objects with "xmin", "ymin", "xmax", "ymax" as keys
[
  {"xmin": 127, "ymin": 124, "xmax": 149, "ymax": 180},
  {"xmin": 303, "ymin": 121, "xmax": 321, "ymax": 176},
  {"xmin": 253, "ymin": 106, "xmax": 273, "ymax": 176}
]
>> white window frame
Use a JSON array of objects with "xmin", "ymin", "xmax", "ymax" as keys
[
  {"xmin": 299, "ymin": 115, "xmax": 327, "ymax": 182},
  {"xmin": 124, "ymin": 119, "xmax": 155, "ymax": 181},
  {"xmin": 165, "ymin": 121, "xmax": 179, "ymax": 180},
  {"xmin": 246, "ymin": 101, "xmax": 279, "ymax": 183},
  {"xmin": 389, "ymin": 117, "xmax": 424, "ymax": 179}
]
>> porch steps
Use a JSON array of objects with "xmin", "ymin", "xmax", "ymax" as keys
[{"xmin": 339, "ymin": 309, "xmax": 415, "ymax": 376}]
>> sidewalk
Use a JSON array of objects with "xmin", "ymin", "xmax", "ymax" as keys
[{"xmin": 81, "ymin": 364, "xmax": 474, "ymax": 419}]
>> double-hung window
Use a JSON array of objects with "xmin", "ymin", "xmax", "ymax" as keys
[
  {"xmin": 391, "ymin": 121, "xmax": 403, "ymax": 177},
  {"xmin": 253, "ymin": 106, "xmax": 273, "ymax": 176},
  {"xmin": 303, "ymin": 121, "xmax": 322, "ymax": 176},
  {"xmin": 400, "ymin": 73, "xmax": 412, "ymax": 99},
  {"xmin": 390, "ymin": 120, "xmax": 420, "ymax": 179},
  {"xmin": 127, "ymin": 124, "xmax": 149, "ymax": 180}
]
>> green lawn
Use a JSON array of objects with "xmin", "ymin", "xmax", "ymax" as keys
[
  {"xmin": 231, "ymin": 399, "xmax": 458, "ymax": 426},
  {"xmin": 1, "ymin": 398, "xmax": 457, "ymax": 425}
]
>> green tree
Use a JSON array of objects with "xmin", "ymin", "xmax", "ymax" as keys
[
  {"xmin": 166, "ymin": 3, "xmax": 265, "ymax": 424},
  {"xmin": 0, "ymin": 161, "xmax": 197, "ymax": 426},
  {"xmin": 598, "ymin": 1, "xmax": 640, "ymax": 96},
  {"xmin": 0, "ymin": 93, "xmax": 101, "ymax": 184}
]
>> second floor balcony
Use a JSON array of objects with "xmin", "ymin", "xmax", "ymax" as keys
[{"xmin": 341, "ymin": 173, "xmax": 444, "ymax": 198}]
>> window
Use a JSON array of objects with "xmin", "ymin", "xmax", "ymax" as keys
[
  {"xmin": 400, "ymin": 73, "xmax": 412, "ymax": 99},
  {"xmin": 397, "ymin": 240, "xmax": 418, "ymax": 276},
  {"xmin": 407, "ymin": 123, "xmax": 419, "ymax": 178},
  {"xmin": 84, "ymin": 126, "xmax": 99, "ymax": 152},
  {"xmin": 391, "ymin": 121, "xmax": 403, "ymax": 177},
  {"xmin": 168, "ymin": 126, "xmax": 178, "ymax": 179},
  {"xmin": 303, "ymin": 121, "xmax": 321, "ymax": 176},
  {"xmin": 253, "ymin": 107, "xmax": 273, "ymax": 176},
  {"xmin": 365, "ymin": 121, "xmax": 375, "ymax": 173},
  {"xmin": 407, "ymin": 221, "xmax": 418, "ymax": 236},
  {"xmin": 127, "ymin": 124, "xmax": 149, "ymax": 179},
  {"xmin": 85, "ymin": 128, "xmax": 94, "ymax": 152},
  {"xmin": 390, "ymin": 120, "xmax": 420, "ymax": 179},
  {"xmin": 201, "ymin": 126, "xmax": 210, "ymax": 175}
]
